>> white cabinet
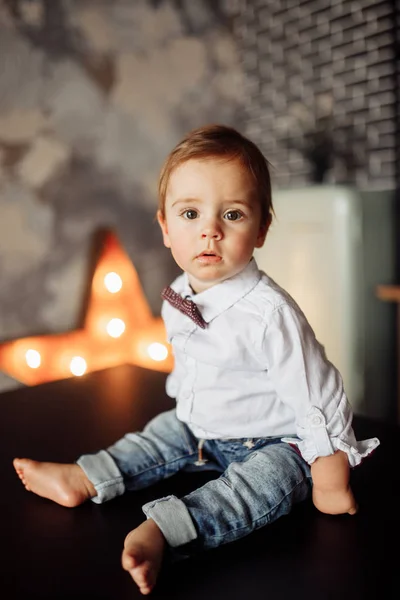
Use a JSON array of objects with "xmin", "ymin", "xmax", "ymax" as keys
[{"xmin": 254, "ymin": 186, "xmax": 396, "ymax": 419}]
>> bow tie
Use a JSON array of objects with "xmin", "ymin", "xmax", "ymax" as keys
[{"xmin": 161, "ymin": 286, "xmax": 207, "ymax": 329}]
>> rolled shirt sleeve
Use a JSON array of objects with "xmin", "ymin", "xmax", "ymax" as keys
[{"xmin": 262, "ymin": 303, "xmax": 380, "ymax": 467}]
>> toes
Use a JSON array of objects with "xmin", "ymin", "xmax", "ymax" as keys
[
  {"xmin": 15, "ymin": 470, "xmax": 31, "ymax": 491},
  {"xmin": 122, "ymin": 550, "xmax": 141, "ymax": 572},
  {"xmin": 132, "ymin": 576, "xmax": 152, "ymax": 596},
  {"xmin": 122, "ymin": 555, "xmax": 155, "ymax": 595},
  {"xmin": 140, "ymin": 584, "xmax": 153, "ymax": 595},
  {"xmin": 18, "ymin": 476, "xmax": 31, "ymax": 491},
  {"xmin": 132, "ymin": 566, "xmax": 154, "ymax": 596}
]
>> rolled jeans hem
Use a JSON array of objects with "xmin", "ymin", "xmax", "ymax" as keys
[
  {"xmin": 77, "ymin": 449, "xmax": 125, "ymax": 504},
  {"xmin": 142, "ymin": 495, "xmax": 198, "ymax": 547}
]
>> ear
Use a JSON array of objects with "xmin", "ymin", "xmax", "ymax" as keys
[
  {"xmin": 255, "ymin": 214, "xmax": 272, "ymax": 248},
  {"xmin": 157, "ymin": 210, "xmax": 171, "ymax": 248}
]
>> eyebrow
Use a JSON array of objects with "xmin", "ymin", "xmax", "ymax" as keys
[
  {"xmin": 171, "ymin": 198, "xmax": 200, "ymax": 208},
  {"xmin": 170, "ymin": 198, "xmax": 254, "ymax": 209}
]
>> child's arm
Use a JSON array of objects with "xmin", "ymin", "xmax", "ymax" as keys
[
  {"xmin": 260, "ymin": 301, "xmax": 379, "ymax": 518},
  {"xmin": 310, "ymin": 449, "xmax": 358, "ymax": 515},
  {"xmin": 261, "ymin": 302, "xmax": 379, "ymax": 512}
]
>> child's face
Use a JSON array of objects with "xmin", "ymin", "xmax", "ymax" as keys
[{"xmin": 157, "ymin": 158, "xmax": 268, "ymax": 293}]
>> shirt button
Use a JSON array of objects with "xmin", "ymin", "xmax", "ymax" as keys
[{"xmin": 311, "ymin": 416, "xmax": 323, "ymax": 426}]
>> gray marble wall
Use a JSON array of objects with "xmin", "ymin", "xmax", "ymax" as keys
[{"xmin": 0, "ymin": 0, "xmax": 244, "ymax": 391}]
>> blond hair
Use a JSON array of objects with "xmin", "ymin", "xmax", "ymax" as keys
[{"xmin": 158, "ymin": 124, "xmax": 273, "ymax": 226}]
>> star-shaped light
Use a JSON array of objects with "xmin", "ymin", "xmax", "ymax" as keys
[{"xmin": 0, "ymin": 231, "xmax": 174, "ymax": 385}]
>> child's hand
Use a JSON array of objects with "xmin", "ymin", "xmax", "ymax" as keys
[
  {"xmin": 310, "ymin": 450, "xmax": 358, "ymax": 515},
  {"xmin": 312, "ymin": 485, "xmax": 358, "ymax": 515}
]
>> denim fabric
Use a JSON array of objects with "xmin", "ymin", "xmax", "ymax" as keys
[{"xmin": 77, "ymin": 409, "xmax": 312, "ymax": 554}]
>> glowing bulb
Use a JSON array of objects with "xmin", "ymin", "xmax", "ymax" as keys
[
  {"xmin": 104, "ymin": 272, "xmax": 122, "ymax": 293},
  {"xmin": 25, "ymin": 349, "xmax": 41, "ymax": 369},
  {"xmin": 70, "ymin": 356, "xmax": 87, "ymax": 376},
  {"xmin": 147, "ymin": 342, "xmax": 168, "ymax": 362},
  {"xmin": 106, "ymin": 318, "xmax": 126, "ymax": 338}
]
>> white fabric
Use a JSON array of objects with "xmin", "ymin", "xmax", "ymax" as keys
[{"xmin": 162, "ymin": 258, "xmax": 380, "ymax": 467}]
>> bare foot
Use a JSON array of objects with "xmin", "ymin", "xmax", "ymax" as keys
[
  {"xmin": 13, "ymin": 458, "xmax": 97, "ymax": 507},
  {"xmin": 122, "ymin": 519, "xmax": 166, "ymax": 595}
]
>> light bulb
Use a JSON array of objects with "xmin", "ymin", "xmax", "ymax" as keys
[
  {"xmin": 106, "ymin": 318, "xmax": 126, "ymax": 338},
  {"xmin": 104, "ymin": 272, "xmax": 122, "ymax": 293},
  {"xmin": 25, "ymin": 349, "xmax": 41, "ymax": 369},
  {"xmin": 70, "ymin": 356, "xmax": 87, "ymax": 376},
  {"xmin": 147, "ymin": 342, "xmax": 168, "ymax": 361}
]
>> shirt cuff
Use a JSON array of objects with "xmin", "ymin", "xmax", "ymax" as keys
[{"xmin": 282, "ymin": 406, "xmax": 380, "ymax": 467}]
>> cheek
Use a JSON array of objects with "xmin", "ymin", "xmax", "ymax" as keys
[
  {"xmin": 228, "ymin": 228, "xmax": 258, "ymax": 254},
  {"xmin": 168, "ymin": 229, "xmax": 192, "ymax": 261},
  {"xmin": 234, "ymin": 244, "xmax": 254, "ymax": 262}
]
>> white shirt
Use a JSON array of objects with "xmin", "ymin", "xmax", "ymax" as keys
[{"xmin": 162, "ymin": 258, "xmax": 380, "ymax": 467}]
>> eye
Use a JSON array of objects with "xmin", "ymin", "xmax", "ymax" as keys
[
  {"xmin": 182, "ymin": 209, "xmax": 198, "ymax": 220},
  {"xmin": 224, "ymin": 210, "xmax": 243, "ymax": 221}
]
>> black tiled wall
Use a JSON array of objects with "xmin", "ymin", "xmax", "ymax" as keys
[{"xmin": 234, "ymin": 0, "xmax": 398, "ymax": 189}]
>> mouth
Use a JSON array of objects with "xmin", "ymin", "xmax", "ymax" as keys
[{"xmin": 196, "ymin": 250, "xmax": 222, "ymax": 264}]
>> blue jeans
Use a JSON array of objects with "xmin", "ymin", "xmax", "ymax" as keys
[{"xmin": 77, "ymin": 409, "xmax": 312, "ymax": 555}]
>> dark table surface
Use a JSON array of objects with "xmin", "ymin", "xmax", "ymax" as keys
[{"xmin": 1, "ymin": 364, "xmax": 399, "ymax": 600}]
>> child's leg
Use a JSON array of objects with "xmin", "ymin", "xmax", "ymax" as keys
[
  {"xmin": 76, "ymin": 408, "xmax": 206, "ymax": 503},
  {"xmin": 15, "ymin": 409, "xmax": 210, "ymax": 595},
  {"xmin": 141, "ymin": 441, "xmax": 311, "ymax": 553},
  {"xmin": 13, "ymin": 409, "xmax": 205, "ymax": 509},
  {"xmin": 121, "ymin": 441, "xmax": 310, "ymax": 594}
]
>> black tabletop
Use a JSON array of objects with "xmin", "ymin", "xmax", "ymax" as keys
[{"xmin": 1, "ymin": 364, "xmax": 399, "ymax": 600}]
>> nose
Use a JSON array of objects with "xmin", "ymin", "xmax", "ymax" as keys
[{"xmin": 201, "ymin": 218, "xmax": 223, "ymax": 240}]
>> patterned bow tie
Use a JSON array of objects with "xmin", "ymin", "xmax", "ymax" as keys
[{"xmin": 161, "ymin": 286, "xmax": 207, "ymax": 329}]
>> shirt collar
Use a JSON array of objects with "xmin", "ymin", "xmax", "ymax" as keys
[{"xmin": 178, "ymin": 257, "xmax": 262, "ymax": 324}]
